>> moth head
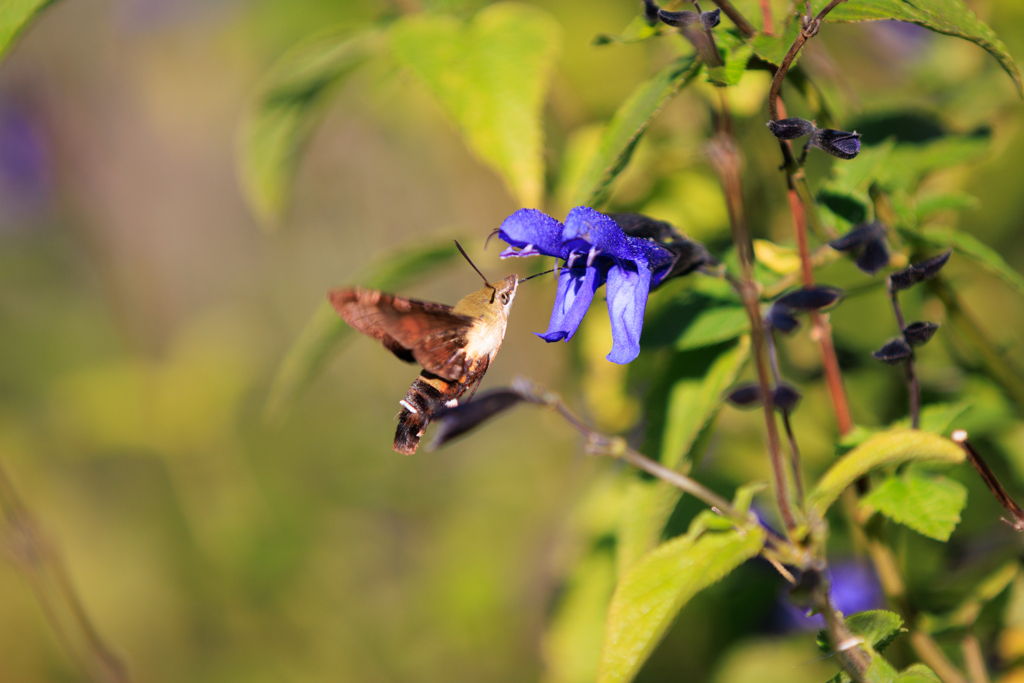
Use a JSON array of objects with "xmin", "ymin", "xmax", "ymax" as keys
[{"xmin": 493, "ymin": 274, "xmax": 519, "ymax": 312}]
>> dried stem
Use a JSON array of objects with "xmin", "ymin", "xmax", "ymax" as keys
[
  {"xmin": 953, "ymin": 430, "xmax": 1024, "ymax": 531},
  {"xmin": 707, "ymin": 134, "xmax": 797, "ymax": 531},
  {"xmin": 813, "ymin": 577, "xmax": 871, "ymax": 681},
  {"xmin": 910, "ymin": 632, "xmax": 969, "ymax": 683}
]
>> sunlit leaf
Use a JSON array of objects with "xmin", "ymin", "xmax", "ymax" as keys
[
  {"xmin": 751, "ymin": 18, "xmax": 801, "ymax": 67},
  {"xmin": 899, "ymin": 226, "xmax": 1024, "ymax": 298},
  {"xmin": 812, "ymin": 0, "xmax": 1022, "ymax": 95},
  {"xmin": 573, "ymin": 55, "xmax": 702, "ymax": 207},
  {"xmin": 844, "ymin": 610, "xmax": 906, "ymax": 653},
  {"xmin": 263, "ymin": 240, "xmax": 460, "ymax": 424},
  {"xmin": 874, "ymin": 133, "xmax": 991, "ymax": 192},
  {"xmin": 862, "ymin": 471, "xmax": 967, "ymax": 541},
  {"xmin": 894, "ymin": 401, "xmax": 971, "ymax": 435},
  {"xmin": 707, "ymin": 36, "xmax": 754, "ymax": 87},
  {"xmin": 894, "ymin": 664, "xmax": 942, "ymax": 683},
  {"xmin": 390, "ymin": 3, "xmax": 561, "ymax": 208},
  {"xmin": 596, "ymin": 523, "xmax": 765, "ymax": 683},
  {"xmin": 0, "ymin": 0, "xmax": 55, "ymax": 62},
  {"xmin": 809, "ymin": 430, "xmax": 964, "ymax": 518},
  {"xmin": 238, "ymin": 28, "xmax": 382, "ymax": 227}
]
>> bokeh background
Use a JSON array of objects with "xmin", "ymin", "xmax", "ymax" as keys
[{"xmin": 2, "ymin": 0, "xmax": 1024, "ymax": 681}]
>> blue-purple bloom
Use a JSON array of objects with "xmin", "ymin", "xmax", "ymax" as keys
[{"xmin": 498, "ymin": 206, "xmax": 676, "ymax": 364}]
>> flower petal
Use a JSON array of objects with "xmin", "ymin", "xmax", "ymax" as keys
[
  {"xmin": 605, "ymin": 259, "xmax": 652, "ymax": 364},
  {"xmin": 537, "ymin": 265, "xmax": 602, "ymax": 343},
  {"xmin": 498, "ymin": 208, "xmax": 567, "ymax": 259},
  {"xmin": 563, "ymin": 206, "xmax": 634, "ymax": 261}
]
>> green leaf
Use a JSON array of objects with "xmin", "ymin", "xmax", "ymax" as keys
[
  {"xmin": 660, "ymin": 337, "xmax": 750, "ymax": 469},
  {"xmin": 874, "ymin": 133, "xmax": 990, "ymax": 192},
  {"xmin": 592, "ymin": 16, "xmax": 670, "ymax": 45},
  {"xmin": 809, "ymin": 430, "xmax": 964, "ymax": 518},
  {"xmin": 913, "ymin": 192, "xmax": 978, "ymax": 221},
  {"xmin": 751, "ymin": 18, "xmax": 802, "ymax": 67},
  {"xmin": 893, "ymin": 402, "xmax": 972, "ymax": 435},
  {"xmin": 596, "ymin": 523, "xmax": 765, "ymax": 683},
  {"xmin": 390, "ymin": 3, "xmax": 561, "ymax": 208},
  {"xmin": 617, "ymin": 339, "xmax": 751, "ymax": 573},
  {"xmin": 845, "ymin": 610, "xmax": 907, "ymax": 653},
  {"xmin": 707, "ymin": 37, "xmax": 754, "ymax": 87},
  {"xmin": 675, "ymin": 305, "xmax": 749, "ymax": 351},
  {"xmin": 812, "ymin": 0, "xmax": 1022, "ymax": 96},
  {"xmin": 572, "ymin": 55, "xmax": 702, "ymax": 207},
  {"xmin": 921, "ymin": 561, "xmax": 1018, "ymax": 632},
  {"xmin": 862, "ymin": 471, "xmax": 967, "ymax": 541},
  {"xmin": 238, "ymin": 28, "xmax": 382, "ymax": 227},
  {"xmin": 262, "ymin": 240, "xmax": 461, "ymax": 425},
  {"xmin": 0, "ymin": 0, "xmax": 55, "ymax": 62},
  {"xmin": 898, "ymin": 226, "xmax": 1024, "ymax": 299},
  {"xmin": 894, "ymin": 664, "xmax": 941, "ymax": 683}
]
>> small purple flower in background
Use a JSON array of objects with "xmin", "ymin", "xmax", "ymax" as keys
[
  {"xmin": 773, "ymin": 561, "xmax": 885, "ymax": 631},
  {"xmin": 498, "ymin": 206, "xmax": 677, "ymax": 364},
  {"xmin": 0, "ymin": 100, "xmax": 52, "ymax": 226}
]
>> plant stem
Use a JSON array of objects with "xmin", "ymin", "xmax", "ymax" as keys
[
  {"xmin": 952, "ymin": 430, "xmax": 1024, "ymax": 531},
  {"xmin": 910, "ymin": 632, "xmax": 969, "ymax": 683},
  {"xmin": 707, "ymin": 134, "xmax": 797, "ymax": 531},
  {"xmin": 711, "ymin": 0, "xmax": 757, "ymax": 38},
  {"xmin": 767, "ymin": 0, "xmax": 849, "ymax": 122},
  {"xmin": 962, "ymin": 634, "xmax": 990, "ymax": 683},
  {"xmin": 543, "ymin": 395, "xmax": 746, "ymax": 522}
]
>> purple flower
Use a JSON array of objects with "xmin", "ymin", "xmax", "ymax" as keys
[{"xmin": 498, "ymin": 206, "xmax": 675, "ymax": 364}]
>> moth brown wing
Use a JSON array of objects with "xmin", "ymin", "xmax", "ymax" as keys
[{"xmin": 328, "ymin": 287, "xmax": 476, "ymax": 381}]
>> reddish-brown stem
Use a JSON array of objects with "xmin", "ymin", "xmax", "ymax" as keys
[
  {"xmin": 953, "ymin": 431, "xmax": 1024, "ymax": 531},
  {"xmin": 759, "ymin": 0, "xmax": 774, "ymax": 34},
  {"xmin": 784, "ymin": 164, "xmax": 854, "ymax": 435}
]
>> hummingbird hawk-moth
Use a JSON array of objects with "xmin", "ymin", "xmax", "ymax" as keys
[{"xmin": 328, "ymin": 243, "xmax": 520, "ymax": 455}]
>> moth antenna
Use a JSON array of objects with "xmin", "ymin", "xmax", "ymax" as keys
[
  {"xmin": 454, "ymin": 240, "xmax": 496, "ymax": 303},
  {"xmin": 454, "ymin": 240, "xmax": 492, "ymax": 287},
  {"xmin": 519, "ymin": 268, "xmax": 556, "ymax": 284}
]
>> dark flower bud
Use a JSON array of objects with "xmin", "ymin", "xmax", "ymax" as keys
[
  {"xmin": 829, "ymin": 222, "xmax": 885, "ymax": 251},
  {"xmin": 657, "ymin": 9, "xmax": 699, "ymax": 26},
  {"xmin": 767, "ymin": 117, "xmax": 817, "ymax": 141},
  {"xmin": 829, "ymin": 223, "xmax": 889, "ymax": 275},
  {"xmin": 726, "ymin": 383, "xmax": 763, "ymax": 408},
  {"xmin": 767, "ymin": 303, "xmax": 800, "ymax": 334},
  {"xmin": 872, "ymin": 338, "xmax": 912, "ymax": 365},
  {"xmin": 612, "ymin": 213, "xmax": 711, "ymax": 282},
  {"xmin": 857, "ymin": 239, "xmax": 890, "ymax": 275},
  {"xmin": 428, "ymin": 389, "xmax": 526, "ymax": 450},
  {"xmin": 773, "ymin": 384, "xmax": 802, "ymax": 412},
  {"xmin": 808, "ymin": 128, "xmax": 862, "ymax": 160},
  {"xmin": 776, "ymin": 286, "xmax": 844, "ymax": 311},
  {"xmin": 903, "ymin": 321, "xmax": 939, "ymax": 346},
  {"xmin": 726, "ymin": 383, "xmax": 801, "ymax": 412},
  {"xmin": 700, "ymin": 8, "xmax": 721, "ymax": 30},
  {"xmin": 890, "ymin": 250, "xmax": 952, "ymax": 292},
  {"xmin": 643, "ymin": 0, "xmax": 661, "ymax": 24}
]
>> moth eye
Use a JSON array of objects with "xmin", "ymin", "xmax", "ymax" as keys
[{"xmin": 500, "ymin": 292, "xmax": 510, "ymax": 304}]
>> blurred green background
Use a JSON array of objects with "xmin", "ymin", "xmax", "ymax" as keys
[{"xmin": 2, "ymin": 0, "xmax": 1024, "ymax": 681}]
